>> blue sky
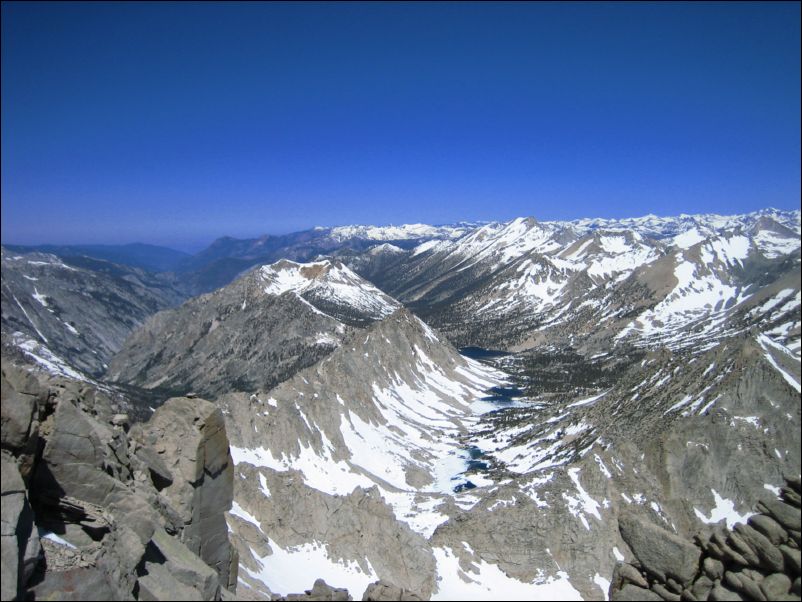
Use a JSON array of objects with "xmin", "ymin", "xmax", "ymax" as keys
[{"xmin": 2, "ymin": 2, "xmax": 800, "ymax": 250}]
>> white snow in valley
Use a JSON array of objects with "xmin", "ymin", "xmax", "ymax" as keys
[
  {"xmin": 231, "ymin": 338, "xmax": 507, "ymax": 542},
  {"xmin": 11, "ymin": 332, "xmax": 88, "ymax": 381},
  {"xmin": 763, "ymin": 484, "xmax": 781, "ymax": 497},
  {"xmin": 26, "ymin": 259, "xmax": 77, "ymax": 271},
  {"xmin": 11, "ymin": 295, "xmax": 49, "ymax": 343},
  {"xmin": 758, "ymin": 334, "xmax": 801, "ymax": 393},
  {"xmin": 567, "ymin": 390, "xmax": 608, "ymax": 408},
  {"xmin": 229, "ymin": 501, "xmax": 263, "ymax": 530},
  {"xmin": 230, "ymin": 444, "xmax": 373, "ymax": 496},
  {"xmin": 244, "ymin": 538, "xmax": 377, "ymax": 599},
  {"xmin": 562, "ymin": 468, "xmax": 601, "ymax": 530}
]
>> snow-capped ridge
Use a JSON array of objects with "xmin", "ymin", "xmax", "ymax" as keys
[
  {"xmin": 368, "ymin": 243, "xmax": 406, "ymax": 255},
  {"xmin": 329, "ymin": 223, "xmax": 470, "ymax": 243},
  {"xmin": 259, "ymin": 258, "xmax": 401, "ymax": 321},
  {"xmin": 259, "ymin": 258, "xmax": 384, "ymax": 297}
]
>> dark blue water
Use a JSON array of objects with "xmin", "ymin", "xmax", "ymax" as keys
[
  {"xmin": 451, "ymin": 348, "xmax": 522, "ymax": 492},
  {"xmin": 467, "ymin": 445, "xmax": 484, "ymax": 459},
  {"xmin": 481, "ymin": 385, "xmax": 524, "ymax": 403},
  {"xmin": 453, "ymin": 481, "xmax": 477, "ymax": 493},
  {"xmin": 459, "ymin": 346, "xmax": 511, "ymax": 360},
  {"xmin": 452, "ymin": 446, "xmax": 489, "ymax": 492}
]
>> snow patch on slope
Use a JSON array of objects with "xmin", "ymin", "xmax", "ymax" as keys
[
  {"xmin": 244, "ymin": 538, "xmax": 377, "ymax": 599},
  {"xmin": 431, "ymin": 547, "xmax": 582, "ymax": 601}
]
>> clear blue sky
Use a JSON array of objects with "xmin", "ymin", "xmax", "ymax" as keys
[{"xmin": 2, "ymin": 2, "xmax": 800, "ymax": 250}]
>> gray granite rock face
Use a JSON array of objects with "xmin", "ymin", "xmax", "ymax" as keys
[
  {"xmin": 230, "ymin": 465, "xmax": 436, "ymax": 600},
  {"xmin": 1, "ymin": 361, "xmax": 237, "ymax": 601},
  {"xmin": 0, "ymin": 388, "xmax": 36, "ymax": 452},
  {"xmin": 610, "ymin": 477, "xmax": 802, "ymax": 602},
  {"xmin": 277, "ymin": 578, "xmax": 352, "ymax": 601},
  {"xmin": 1, "ymin": 451, "xmax": 40, "ymax": 601},
  {"xmin": 612, "ymin": 583, "xmax": 664, "ymax": 601},
  {"xmin": 142, "ymin": 396, "xmax": 236, "ymax": 589},
  {"xmin": 618, "ymin": 510, "xmax": 701, "ymax": 585},
  {"xmin": 361, "ymin": 580, "xmax": 424, "ymax": 601},
  {"xmin": 137, "ymin": 527, "xmax": 221, "ymax": 601}
]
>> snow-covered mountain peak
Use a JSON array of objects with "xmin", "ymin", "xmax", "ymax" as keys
[
  {"xmin": 259, "ymin": 259, "xmax": 401, "ymax": 322},
  {"xmin": 260, "ymin": 259, "xmax": 349, "ymax": 295},
  {"xmin": 367, "ymin": 242, "xmax": 406, "ymax": 255}
]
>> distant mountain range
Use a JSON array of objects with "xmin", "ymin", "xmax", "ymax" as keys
[
  {"xmin": 2, "ymin": 207, "xmax": 799, "ymax": 601},
  {"xmin": 7, "ymin": 209, "xmax": 798, "ymax": 300}
]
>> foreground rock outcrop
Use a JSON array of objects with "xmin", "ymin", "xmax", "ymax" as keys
[
  {"xmin": 1, "ymin": 361, "xmax": 237, "ymax": 600},
  {"xmin": 610, "ymin": 476, "xmax": 802, "ymax": 601}
]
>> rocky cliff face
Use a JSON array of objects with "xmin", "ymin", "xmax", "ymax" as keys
[{"xmin": 1, "ymin": 360, "xmax": 237, "ymax": 601}]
